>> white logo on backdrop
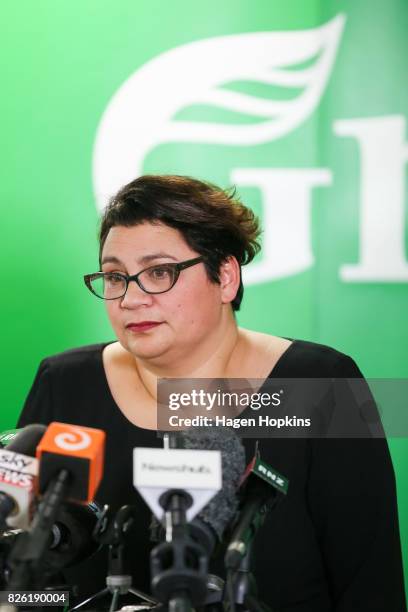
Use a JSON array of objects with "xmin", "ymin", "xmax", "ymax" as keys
[
  {"xmin": 54, "ymin": 428, "xmax": 91, "ymax": 451},
  {"xmin": 94, "ymin": 15, "xmax": 344, "ymax": 204},
  {"xmin": 93, "ymin": 14, "xmax": 408, "ymax": 283}
]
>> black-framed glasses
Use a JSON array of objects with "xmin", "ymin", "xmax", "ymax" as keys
[{"xmin": 84, "ymin": 256, "xmax": 204, "ymax": 300}]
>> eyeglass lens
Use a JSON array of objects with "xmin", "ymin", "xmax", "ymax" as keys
[{"xmin": 90, "ymin": 265, "xmax": 178, "ymax": 298}]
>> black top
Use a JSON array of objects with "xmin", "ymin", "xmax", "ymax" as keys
[{"xmin": 17, "ymin": 339, "xmax": 406, "ymax": 612}]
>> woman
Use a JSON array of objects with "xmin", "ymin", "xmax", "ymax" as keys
[{"xmin": 18, "ymin": 175, "xmax": 406, "ymax": 611}]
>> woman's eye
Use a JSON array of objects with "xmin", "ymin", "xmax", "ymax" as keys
[
  {"xmin": 105, "ymin": 273, "xmax": 123, "ymax": 285},
  {"xmin": 149, "ymin": 267, "xmax": 171, "ymax": 279}
]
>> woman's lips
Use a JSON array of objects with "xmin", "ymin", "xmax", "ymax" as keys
[{"xmin": 126, "ymin": 322, "xmax": 163, "ymax": 332}]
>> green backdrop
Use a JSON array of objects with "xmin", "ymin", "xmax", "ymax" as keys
[{"xmin": 1, "ymin": 0, "xmax": 407, "ymax": 596}]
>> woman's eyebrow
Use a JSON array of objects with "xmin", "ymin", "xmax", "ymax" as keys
[
  {"xmin": 101, "ymin": 253, "xmax": 178, "ymax": 266},
  {"xmin": 101, "ymin": 256, "xmax": 122, "ymax": 266},
  {"xmin": 139, "ymin": 253, "xmax": 178, "ymax": 264}
]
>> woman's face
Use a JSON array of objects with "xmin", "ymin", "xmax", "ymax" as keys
[{"xmin": 101, "ymin": 222, "xmax": 229, "ymax": 364}]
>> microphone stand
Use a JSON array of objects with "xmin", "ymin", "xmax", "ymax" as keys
[
  {"xmin": 6, "ymin": 469, "xmax": 71, "ymax": 591},
  {"xmin": 150, "ymin": 490, "xmax": 209, "ymax": 612},
  {"xmin": 69, "ymin": 505, "xmax": 157, "ymax": 612},
  {"xmin": 226, "ymin": 542, "xmax": 274, "ymax": 612},
  {"xmin": 224, "ymin": 487, "xmax": 278, "ymax": 612}
]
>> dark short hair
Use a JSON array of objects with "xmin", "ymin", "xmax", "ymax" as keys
[{"xmin": 98, "ymin": 175, "xmax": 261, "ymax": 311}]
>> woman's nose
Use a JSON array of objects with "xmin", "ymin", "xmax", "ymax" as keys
[{"xmin": 120, "ymin": 279, "xmax": 153, "ymax": 308}]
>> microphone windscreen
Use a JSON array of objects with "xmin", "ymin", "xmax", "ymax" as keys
[
  {"xmin": 176, "ymin": 427, "xmax": 246, "ymax": 539},
  {"xmin": 7, "ymin": 425, "xmax": 47, "ymax": 456},
  {"xmin": 46, "ymin": 501, "xmax": 103, "ymax": 568}
]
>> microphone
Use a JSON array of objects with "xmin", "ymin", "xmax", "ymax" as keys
[
  {"xmin": 134, "ymin": 440, "xmax": 222, "ymax": 526},
  {"xmin": 0, "ymin": 430, "xmax": 22, "ymax": 449},
  {"xmin": 6, "ymin": 422, "xmax": 106, "ymax": 590},
  {"xmin": 44, "ymin": 500, "xmax": 105, "ymax": 570},
  {"xmin": 7, "ymin": 425, "xmax": 47, "ymax": 455},
  {"xmin": 0, "ymin": 425, "xmax": 46, "ymax": 530},
  {"xmin": 135, "ymin": 434, "xmax": 222, "ymax": 608},
  {"xmin": 225, "ymin": 451, "xmax": 289, "ymax": 572},
  {"xmin": 0, "ymin": 501, "xmax": 104, "ymax": 576},
  {"xmin": 172, "ymin": 427, "xmax": 246, "ymax": 553},
  {"xmin": 146, "ymin": 427, "xmax": 246, "ymax": 610},
  {"xmin": 36, "ymin": 422, "xmax": 105, "ymax": 503}
]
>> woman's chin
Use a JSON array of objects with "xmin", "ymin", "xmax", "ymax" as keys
[{"xmin": 123, "ymin": 335, "xmax": 171, "ymax": 362}]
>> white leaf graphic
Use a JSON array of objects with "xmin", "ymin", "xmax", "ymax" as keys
[{"xmin": 93, "ymin": 15, "xmax": 345, "ymax": 209}]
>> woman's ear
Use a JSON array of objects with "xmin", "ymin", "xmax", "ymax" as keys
[{"xmin": 219, "ymin": 256, "xmax": 241, "ymax": 304}]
